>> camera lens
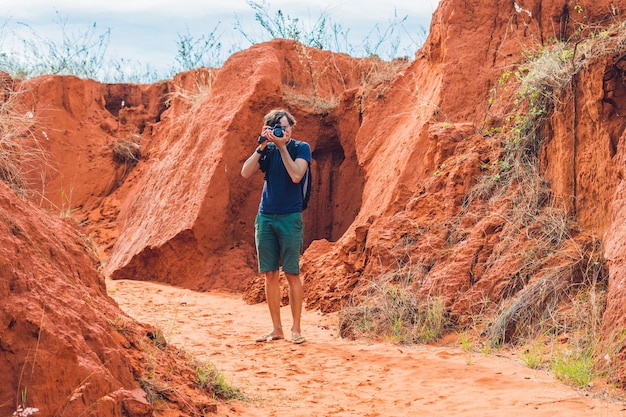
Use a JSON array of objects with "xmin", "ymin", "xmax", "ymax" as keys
[{"xmin": 273, "ymin": 124, "xmax": 284, "ymax": 138}]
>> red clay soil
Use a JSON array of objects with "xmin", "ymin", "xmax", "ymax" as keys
[
  {"xmin": 109, "ymin": 278, "xmax": 626, "ymax": 417},
  {"xmin": 0, "ymin": 181, "xmax": 218, "ymax": 416},
  {"xmin": 2, "ymin": 0, "xmax": 626, "ymax": 415}
]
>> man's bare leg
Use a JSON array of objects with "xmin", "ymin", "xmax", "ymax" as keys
[
  {"xmin": 285, "ymin": 273, "xmax": 303, "ymax": 340},
  {"xmin": 264, "ymin": 269, "xmax": 284, "ymax": 339}
]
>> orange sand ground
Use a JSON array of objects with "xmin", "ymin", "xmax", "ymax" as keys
[{"xmin": 107, "ymin": 279, "xmax": 626, "ymax": 417}]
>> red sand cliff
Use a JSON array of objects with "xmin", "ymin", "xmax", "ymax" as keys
[
  {"xmin": 2, "ymin": 0, "xmax": 626, "ymax": 415},
  {"xmin": 0, "ymin": 180, "xmax": 218, "ymax": 415}
]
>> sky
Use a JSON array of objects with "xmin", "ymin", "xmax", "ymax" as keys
[{"xmin": 2, "ymin": 0, "xmax": 441, "ymax": 79}]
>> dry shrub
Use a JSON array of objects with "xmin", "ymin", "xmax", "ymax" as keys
[
  {"xmin": 134, "ymin": 327, "xmax": 232, "ymax": 413},
  {"xmin": 282, "ymin": 90, "xmax": 338, "ymax": 114},
  {"xmin": 112, "ymin": 135, "xmax": 141, "ymax": 165},
  {"xmin": 359, "ymin": 57, "xmax": 409, "ymax": 86},
  {"xmin": 488, "ymin": 234, "xmax": 606, "ymax": 346},
  {"xmin": 339, "ymin": 274, "xmax": 449, "ymax": 344},
  {"xmin": 285, "ymin": 50, "xmax": 408, "ymax": 114},
  {"xmin": 165, "ymin": 68, "xmax": 215, "ymax": 111},
  {"xmin": 450, "ymin": 23, "xmax": 626, "ymax": 361},
  {"xmin": 504, "ymin": 251, "xmax": 608, "ymax": 387},
  {"xmin": 468, "ymin": 158, "xmax": 607, "ymax": 348},
  {"xmin": 0, "ymin": 78, "xmax": 48, "ymax": 198}
]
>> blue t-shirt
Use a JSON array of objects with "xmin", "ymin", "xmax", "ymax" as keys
[{"xmin": 259, "ymin": 139, "xmax": 311, "ymax": 214}]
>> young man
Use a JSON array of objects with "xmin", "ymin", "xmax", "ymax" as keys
[{"xmin": 241, "ymin": 109, "xmax": 311, "ymax": 344}]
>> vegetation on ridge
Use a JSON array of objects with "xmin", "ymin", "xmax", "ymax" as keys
[
  {"xmin": 1, "ymin": 1, "xmax": 426, "ymax": 83},
  {"xmin": 340, "ymin": 13, "xmax": 626, "ymax": 393}
]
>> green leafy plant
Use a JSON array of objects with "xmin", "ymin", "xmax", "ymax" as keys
[
  {"xmin": 551, "ymin": 347, "xmax": 596, "ymax": 387},
  {"xmin": 521, "ymin": 342, "xmax": 546, "ymax": 369},
  {"xmin": 194, "ymin": 361, "xmax": 246, "ymax": 400},
  {"xmin": 459, "ymin": 332, "xmax": 472, "ymax": 352},
  {"xmin": 458, "ymin": 332, "xmax": 474, "ymax": 364}
]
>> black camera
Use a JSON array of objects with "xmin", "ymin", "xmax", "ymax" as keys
[
  {"xmin": 272, "ymin": 124, "xmax": 284, "ymax": 138},
  {"xmin": 258, "ymin": 124, "xmax": 284, "ymax": 143}
]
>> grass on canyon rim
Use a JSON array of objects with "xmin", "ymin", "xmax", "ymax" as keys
[
  {"xmin": 0, "ymin": 79, "xmax": 48, "ymax": 199},
  {"xmin": 1, "ymin": 1, "xmax": 425, "ymax": 83}
]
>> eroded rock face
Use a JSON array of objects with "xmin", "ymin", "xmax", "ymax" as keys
[
  {"xmin": 0, "ymin": 179, "xmax": 219, "ymax": 415},
  {"xmin": 0, "ymin": 180, "xmax": 140, "ymax": 415},
  {"xmin": 602, "ymin": 132, "xmax": 626, "ymax": 386},
  {"xmin": 4, "ymin": 0, "xmax": 626, "ymax": 391},
  {"xmin": 98, "ymin": 42, "xmax": 385, "ymax": 291}
]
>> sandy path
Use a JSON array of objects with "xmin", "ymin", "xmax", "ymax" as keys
[{"xmin": 106, "ymin": 279, "xmax": 626, "ymax": 417}]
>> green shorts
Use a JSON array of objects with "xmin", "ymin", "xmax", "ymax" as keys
[{"xmin": 255, "ymin": 212, "xmax": 303, "ymax": 274}]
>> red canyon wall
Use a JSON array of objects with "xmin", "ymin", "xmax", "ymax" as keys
[
  {"xmin": 2, "ymin": 0, "xmax": 626, "ymax": 410},
  {"xmin": 0, "ymin": 179, "xmax": 219, "ymax": 415}
]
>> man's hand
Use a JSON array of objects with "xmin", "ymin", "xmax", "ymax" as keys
[{"xmin": 266, "ymin": 126, "xmax": 290, "ymax": 148}]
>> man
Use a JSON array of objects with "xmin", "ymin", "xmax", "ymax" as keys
[{"xmin": 241, "ymin": 109, "xmax": 311, "ymax": 344}]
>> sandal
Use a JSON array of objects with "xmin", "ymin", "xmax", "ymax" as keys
[
  {"xmin": 255, "ymin": 333, "xmax": 283, "ymax": 343},
  {"xmin": 290, "ymin": 335, "xmax": 306, "ymax": 344}
]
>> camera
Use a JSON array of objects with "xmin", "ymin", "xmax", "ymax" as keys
[
  {"xmin": 258, "ymin": 123, "xmax": 284, "ymax": 143},
  {"xmin": 272, "ymin": 124, "xmax": 284, "ymax": 138}
]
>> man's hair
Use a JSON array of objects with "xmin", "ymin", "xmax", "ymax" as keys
[{"xmin": 264, "ymin": 109, "xmax": 296, "ymax": 127}]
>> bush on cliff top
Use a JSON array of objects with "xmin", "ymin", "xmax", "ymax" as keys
[{"xmin": 1, "ymin": 1, "xmax": 426, "ymax": 83}]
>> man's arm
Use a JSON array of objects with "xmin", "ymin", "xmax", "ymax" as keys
[
  {"xmin": 273, "ymin": 134, "xmax": 308, "ymax": 183},
  {"xmin": 241, "ymin": 146, "xmax": 264, "ymax": 179},
  {"xmin": 242, "ymin": 125, "xmax": 275, "ymax": 178},
  {"xmin": 278, "ymin": 147, "xmax": 308, "ymax": 183}
]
